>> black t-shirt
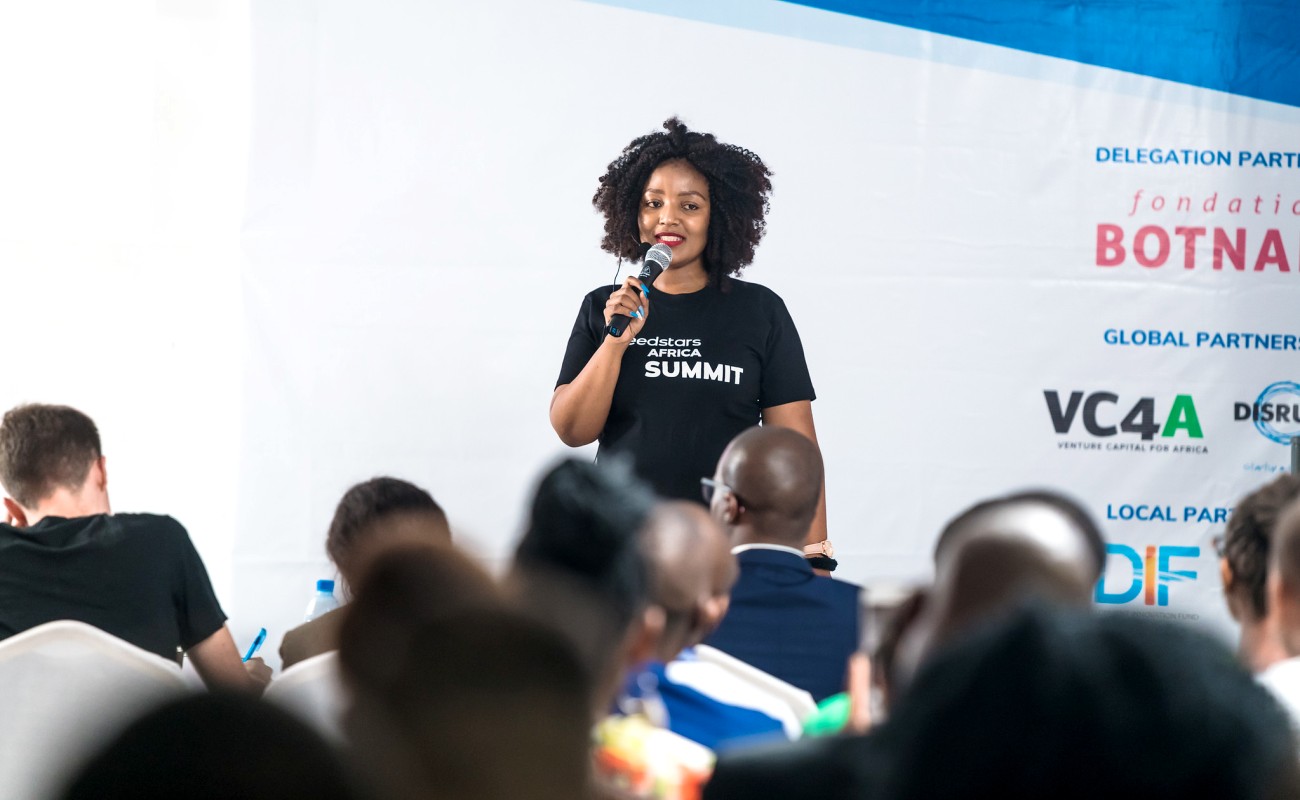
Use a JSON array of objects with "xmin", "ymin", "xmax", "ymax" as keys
[
  {"xmin": 0, "ymin": 513, "xmax": 227, "ymax": 661},
  {"xmin": 556, "ymin": 278, "xmax": 815, "ymax": 502}
]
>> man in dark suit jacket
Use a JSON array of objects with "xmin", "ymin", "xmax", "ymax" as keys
[{"xmin": 701, "ymin": 426, "xmax": 861, "ymax": 702}]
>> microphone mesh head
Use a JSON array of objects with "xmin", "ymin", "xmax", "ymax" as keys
[{"xmin": 645, "ymin": 243, "xmax": 673, "ymax": 270}]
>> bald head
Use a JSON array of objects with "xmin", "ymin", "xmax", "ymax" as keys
[
  {"xmin": 644, "ymin": 503, "xmax": 713, "ymax": 613},
  {"xmin": 928, "ymin": 494, "xmax": 1103, "ymax": 641},
  {"xmin": 643, "ymin": 502, "xmax": 731, "ymax": 660},
  {"xmin": 934, "ymin": 491, "xmax": 1106, "ymax": 587},
  {"xmin": 713, "ymin": 426, "xmax": 823, "ymax": 546},
  {"xmin": 935, "ymin": 535, "xmax": 1096, "ymax": 635},
  {"xmin": 892, "ymin": 492, "xmax": 1105, "ymax": 700}
]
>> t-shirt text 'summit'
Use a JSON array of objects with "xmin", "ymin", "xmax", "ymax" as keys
[
  {"xmin": 555, "ymin": 278, "xmax": 815, "ymax": 502},
  {"xmin": 645, "ymin": 360, "xmax": 745, "ymax": 384}
]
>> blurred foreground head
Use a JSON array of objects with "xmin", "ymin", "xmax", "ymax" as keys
[
  {"xmin": 881, "ymin": 606, "xmax": 1299, "ymax": 800},
  {"xmin": 60, "ymin": 693, "xmax": 358, "ymax": 800},
  {"xmin": 891, "ymin": 490, "xmax": 1105, "ymax": 700},
  {"xmin": 340, "ymin": 546, "xmax": 592, "ymax": 800},
  {"xmin": 643, "ymin": 500, "xmax": 736, "ymax": 661},
  {"xmin": 507, "ymin": 457, "xmax": 658, "ymax": 711},
  {"xmin": 338, "ymin": 543, "xmax": 500, "ymax": 693}
]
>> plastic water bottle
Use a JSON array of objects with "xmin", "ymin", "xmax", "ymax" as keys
[{"xmin": 304, "ymin": 579, "xmax": 340, "ymax": 621}]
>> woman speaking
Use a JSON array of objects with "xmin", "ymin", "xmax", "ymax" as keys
[{"xmin": 550, "ymin": 118, "xmax": 829, "ymax": 549}]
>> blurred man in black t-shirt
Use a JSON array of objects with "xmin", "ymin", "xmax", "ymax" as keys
[{"xmin": 0, "ymin": 403, "xmax": 269, "ymax": 693}]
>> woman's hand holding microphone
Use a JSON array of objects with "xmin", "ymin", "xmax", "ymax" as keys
[{"xmin": 603, "ymin": 276, "xmax": 650, "ymax": 342}]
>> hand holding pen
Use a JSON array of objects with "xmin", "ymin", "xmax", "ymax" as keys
[{"xmin": 242, "ymin": 627, "xmax": 272, "ymax": 691}]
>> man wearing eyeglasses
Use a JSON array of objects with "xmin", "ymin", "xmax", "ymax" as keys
[{"xmin": 701, "ymin": 426, "xmax": 861, "ymax": 703}]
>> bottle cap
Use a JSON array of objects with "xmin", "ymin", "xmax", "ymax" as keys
[{"xmin": 316, "ymin": 579, "xmax": 335, "ymax": 594}]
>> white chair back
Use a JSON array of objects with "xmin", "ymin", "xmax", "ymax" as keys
[
  {"xmin": 0, "ymin": 620, "xmax": 190, "ymax": 800},
  {"xmin": 264, "ymin": 650, "xmax": 348, "ymax": 743},
  {"xmin": 672, "ymin": 644, "xmax": 818, "ymax": 738}
]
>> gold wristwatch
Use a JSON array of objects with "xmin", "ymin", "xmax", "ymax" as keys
[{"xmin": 804, "ymin": 539, "xmax": 835, "ymax": 559}]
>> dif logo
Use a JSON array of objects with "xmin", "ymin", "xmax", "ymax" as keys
[{"xmin": 1094, "ymin": 544, "xmax": 1199, "ymax": 606}]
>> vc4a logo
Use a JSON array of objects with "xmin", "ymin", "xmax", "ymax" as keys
[
  {"xmin": 1044, "ymin": 391, "xmax": 1203, "ymax": 440},
  {"xmin": 1094, "ymin": 544, "xmax": 1199, "ymax": 606}
]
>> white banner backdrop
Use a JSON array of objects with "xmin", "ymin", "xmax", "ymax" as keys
[
  {"xmin": 0, "ymin": 0, "xmax": 249, "ymax": 608},
  {"xmin": 240, "ymin": 0, "xmax": 1300, "ymax": 657}
]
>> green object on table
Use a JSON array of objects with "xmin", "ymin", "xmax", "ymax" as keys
[{"xmin": 802, "ymin": 692, "xmax": 851, "ymax": 737}]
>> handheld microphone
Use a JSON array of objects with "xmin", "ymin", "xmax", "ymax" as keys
[{"xmin": 606, "ymin": 243, "xmax": 673, "ymax": 338}]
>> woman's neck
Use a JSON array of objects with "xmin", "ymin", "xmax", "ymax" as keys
[{"xmin": 653, "ymin": 263, "xmax": 709, "ymax": 295}]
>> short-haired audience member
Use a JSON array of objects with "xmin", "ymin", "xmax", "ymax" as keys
[
  {"xmin": 506, "ymin": 457, "xmax": 660, "ymax": 717},
  {"xmin": 1222, "ymin": 475, "xmax": 1300, "ymax": 673},
  {"xmin": 881, "ymin": 608, "xmax": 1300, "ymax": 800},
  {"xmin": 1259, "ymin": 499, "xmax": 1300, "ymax": 725},
  {"xmin": 624, "ymin": 502, "xmax": 788, "ymax": 750},
  {"xmin": 0, "ymin": 404, "xmax": 269, "ymax": 693},
  {"xmin": 703, "ymin": 426, "xmax": 860, "ymax": 702},
  {"xmin": 890, "ymin": 489, "xmax": 1106, "ymax": 697},
  {"xmin": 279, "ymin": 476, "xmax": 450, "ymax": 669},
  {"xmin": 60, "ymin": 693, "xmax": 360, "ymax": 800},
  {"xmin": 339, "ymin": 548, "xmax": 591, "ymax": 800}
]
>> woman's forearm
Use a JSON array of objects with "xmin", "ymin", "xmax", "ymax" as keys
[
  {"xmin": 807, "ymin": 478, "xmax": 828, "ymax": 546},
  {"xmin": 549, "ymin": 338, "xmax": 628, "ymax": 446},
  {"xmin": 761, "ymin": 399, "xmax": 827, "ymax": 545}
]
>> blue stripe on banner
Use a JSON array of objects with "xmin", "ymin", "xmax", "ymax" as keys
[{"xmin": 781, "ymin": 0, "xmax": 1300, "ymax": 109}]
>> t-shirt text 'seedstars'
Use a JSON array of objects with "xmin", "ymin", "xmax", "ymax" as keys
[{"xmin": 556, "ymin": 279, "xmax": 815, "ymax": 502}]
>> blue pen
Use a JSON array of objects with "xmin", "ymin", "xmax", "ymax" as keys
[{"xmin": 242, "ymin": 627, "xmax": 267, "ymax": 662}]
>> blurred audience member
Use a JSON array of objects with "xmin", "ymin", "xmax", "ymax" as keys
[
  {"xmin": 706, "ymin": 489, "xmax": 1106, "ymax": 800},
  {"xmin": 1260, "ymin": 498, "xmax": 1300, "ymax": 724},
  {"xmin": 0, "ymin": 403, "xmax": 268, "ymax": 693},
  {"xmin": 931, "ymin": 489, "xmax": 1106, "ymax": 577},
  {"xmin": 643, "ymin": 503, "xmax": 717, "ymax": 663},
  {"xmin": 506, "ymin": 457, "xmax": 660, "ymax": 716},
  {"xmin": 882, "ymin": 607, "xmax": 1300, "ymax": 800},
  {"xmin": 890, "ymin": 489, "xmax": 1105, "ymax": 697},
  {"xmin": 340, "ymin": 547, "xmax": 592, "ymax": 800},
  {"xmin": 626, "ymin": 501, "xmax": 789, "ymax": 750},
  {"xmin": 703, "ymin": 426, "xmax": 860, "ymax": 702},
  {"xmin": 866, "ymin": 588, "xmax": 927, "ymax": 718},
  {"xmin": 336, "ymin": 543, "xmax": 500, "ymax": 700},
  {"xmin": 1222, "ymin": 476, "xmax": 1300, "ymax": 673},
  {"xmin": 280, "ymin": 476, "xmax": 450, "ymax": 669},
  {"xmin": 60, "ymin": 692, "xmax": 359, "ymax": 800}
]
